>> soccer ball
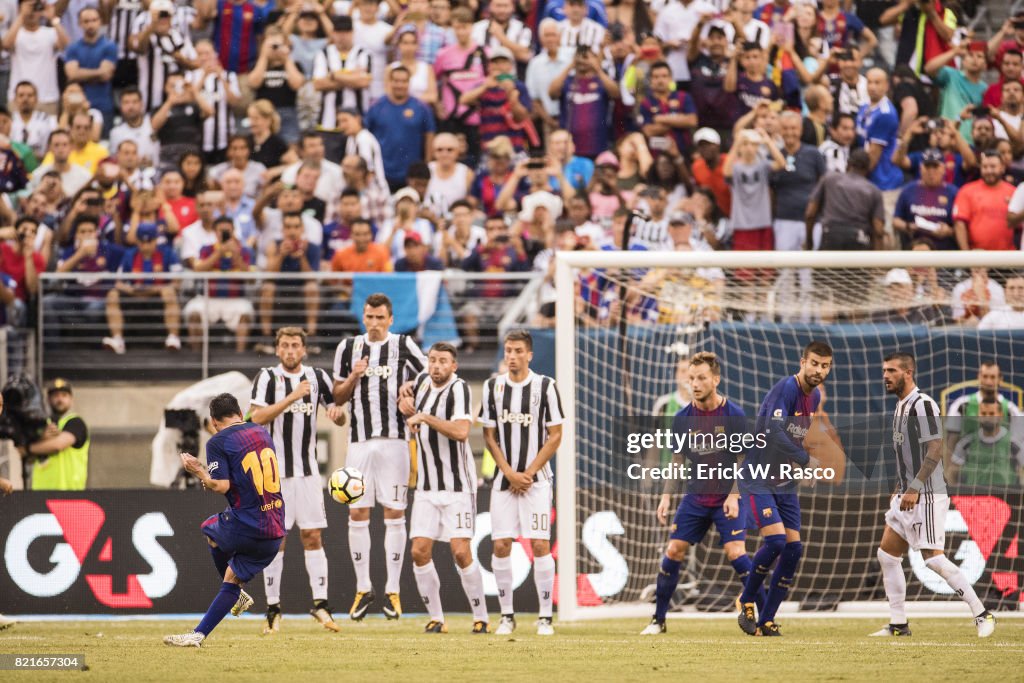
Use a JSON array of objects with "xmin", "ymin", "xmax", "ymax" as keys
[{"xmin": 329, "ymin": 466, "xmax": 365, "ymax": 505}]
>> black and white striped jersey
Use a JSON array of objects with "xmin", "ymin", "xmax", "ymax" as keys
[
  {"xmin": 193, "ymin": 70, "xmax": 240, "ymax": 153},
  {"xmin": 480, "ymin": 371, "xmax": 564, "ymax": 492},
  {"xmin": 411, "ymin": 371, "xmax": 474, "ymax": 492},
  {"xmin": 630, "ymin": 218, "xmax": 671, "ymax": 251},
  {"xmin": 556, "ymin": 18, "xmax": 605, "ymax": 52},
  {"xmin": 250, "ymin": 365, "xmax": 335, "ymax": 479},
  {"xmin": 471, "ymin": 18, "xmax": 532, "ymax": 56},
  {"xmin": 312, "ymin": 44, "xmax": 372, "ymax": 128},
  {"xmin": 107, "ymin": 0, "xmax": 143, "ymax": 60},
  {"xmin": 892, "ymin": 386, "xmax": 944, "ymax": 494},
  {"xmin": 333, "ymin": 333, "xmax": 427, "ymax": 442},
  {"xmin": 131, "ymin": 14, "xmax": 195, "ymax": 111}
]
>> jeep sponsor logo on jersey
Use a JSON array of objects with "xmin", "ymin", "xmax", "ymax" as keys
[{"xmin": 499, "ymin": 409, "xmax": 533, "ymax": 426}]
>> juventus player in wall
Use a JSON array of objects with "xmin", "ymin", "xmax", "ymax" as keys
[
  {"xmin": 872, "ymin": 352, "xmax": 996, "ymax": 638},
  {"xmin": 399, "ymin": 342, "xmax": 491, "ymax": 634},
  {"xmin": 480, "ymin": 330, "xmax": 563, "ymax": 636},
  {"xmin": 249, "ymin": 327, "xmax": 347, "ymax": 634},
  {"xmin": 333, "ymin": 294, "xmax": 427, "ymax": 620}
]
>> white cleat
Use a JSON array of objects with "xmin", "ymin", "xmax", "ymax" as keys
[
  {"xmin": 494, "ymin": 614, "xmax": 516, "ymax": 635},
  {"xmin": 231, "ymin": 589, "xmax": 254, "ymax": 617},
  {"xmin": 640, "ymin": 619, "xmax": 666, "ymax": 635},
  {"xmin": 163, "ymin": 631, "xmax": 205, "ymax": 647},
  {"xmin": 975, "ymin": 611, "xmax": 996, "ymax": 638},
  {"xmin": 0, "ymin": 614, "xmax": 16, "ymax": 630},
  {"xmin": 536, "ymin": 617, "xmax": 554, "ymax": 636}
]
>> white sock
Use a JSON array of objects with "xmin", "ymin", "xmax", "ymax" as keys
[
  {"xmin": 533, "ymin": 553, "xmax": 555, "ymax": 619},
  {"xmin": 492, "ymin": 554, "xmax": 514, "ymax": 615},
  {"xmin": 458, "ymin": 560, "xmax": 489, "ymax": 622},
  {"xmin": 413, "ymin": 561, "xmax": 444, "ymax": 622},
  {"xmin": 925, "ymin": 554, "xmax": 986, "ymax": 617},
  {"xmin": 876, "ymin": 548, "xmax": 907, "ymax": 624},
  {"xmin": 348, "ymin": 519, "xmax": 372, "ymax": 592},
  {"xmin": 304, "ymin": 547, "xmax": 329, "ymax": 602},
  {"xmin": 384, "ymin": 517, "xmax": 407, "ymax": 594},
  {"xmin": 263, "ymin": 551, "xmax": 284, "ymax": 606}
]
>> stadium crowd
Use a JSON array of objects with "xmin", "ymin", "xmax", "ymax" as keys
[{"xmin": 0, "ymin": 0, "xmax": 1022, "ymax": 354}]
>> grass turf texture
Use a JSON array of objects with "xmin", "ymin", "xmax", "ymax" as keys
[{"xmin": 1, "ymin": 618, "xmax": 1022, "ymax": 682}]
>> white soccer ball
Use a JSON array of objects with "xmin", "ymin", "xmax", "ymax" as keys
[{"xmin": 329, "ymin": 466, "xmax": 365, "ymax": 505}]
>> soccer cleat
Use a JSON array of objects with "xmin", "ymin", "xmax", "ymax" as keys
[
  {"xmin": 757, "ymin": 621, "xmax": 782, "ymax": 637},
  {"xmin": 102, "ymin": 336, "xmax": 126, "ymax": 355},
  {"xmin": 737, "ymin": 602, "xmax": 758, "ymax": 636},
  {"xmin": 163, "ymin": 631, "xmax": 204, "ymax": 647},
  {"xmin": 868, "ymin": 623, "xmax": 912, "ymax": 637},
  {"xmin": 494, "ymin": 614, "xmax": 516, "ymax": 635},
  {"xmin": 382, "ymin": 592, "xmax": 402, "ymax": 620},
  {"xmin": 349, "ymin": 590, "xmax": 375, "ymax": 621},
  {"xmin": 231, "ymin": 589, "xmax": 254, "ymax": 617},
  {"xmin": 311, "ymin": 600, "xmax": 341, "ymax": 632},
  {"xmin": 471, "ymin": 621, "xmax": 490, "ymax": 634},
  {"xmin": 536, "ymin": 617, "xmax": 554, "ymax": 636},
  {"xmin": 165, "ymin": 334, "xmax": 182, "ymax": 351},
  {"xmin": 640, "ymin": 618, "xmax": 666, "ymax": 635},
  {"xmin": 423, "ymin": 620, "xmax": 448, "ymax": 634},
  {"xmin": 263, "ymin": 604, "xmax": 281, "ymax": 634},
  {"xmin": 975, "ymin": 611, "xmax": 996, "ymax": 638},
  {"xmin": 0, "ymin": 614, "xmax": 15, "ymax": 630}
]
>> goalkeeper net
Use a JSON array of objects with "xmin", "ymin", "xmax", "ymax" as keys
[{"xmin": 553, "ymin": 249, "xmax": 1024, "ymax": 620}]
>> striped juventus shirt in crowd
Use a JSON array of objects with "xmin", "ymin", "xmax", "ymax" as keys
[
  {"xmin": 194, "ymin": 70, "xmax": 240, "ymax": 153},
  {"xmin": 344, "ymin": 128, "xmax": 388, "ymax": 193},
  {"xmin": 556, "ymin": 18, "xmax": 605, "ymax": 52},
  {"xmin": 410, "ymin": 371, "xmax": 475, "ymax": 492},
  {"xmin": 333, "ymin": 333, "xmax": 427, "ymax": 442},
  {"xmin": 630, "ymin": 218, "xmax": 671, "ymax": 250},
  {"xmin": 892, "ymin": 386, "xmax": 944, "ymax": 495},
  {"xmin": 471, "ymin": 18, "xmax": 532, "ymax": 56},
  {"xmin": 480, "ymin": 371, "xmax": 564, "ymax": 492},
  {"xmin": 107, "ymin": 0, "xmax": 143, "ymax": 60},
  {"xmin": 131, "ymin": 15, "xmax": 195, "ymax": 111},
  {"xmin": 250, "ymin": 365, "xmax": 335, "ymax": 479},
  {"xmin": 313, "ymin": 44, "xmax": 372, "ymax": 128}
]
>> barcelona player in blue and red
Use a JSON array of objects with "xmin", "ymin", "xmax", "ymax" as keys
[
  {"xmin": 164, "ymin": 393, "xmax": 286, "ymax": 647},
  {"xmin": 210, "ymin": 0, "xmax": 273, "ymax": 74},
  {"xmin": 737, "ymin": 341, "xmax": 833, "ymax": 637},
  {"xmin": 641, "ymin": 352, "xmax": 764, "ymax": 635}
]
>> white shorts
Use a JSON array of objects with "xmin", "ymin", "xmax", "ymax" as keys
[
  {"xmin": 182, "ymin": 296, "xmax": 255, "ymax": 332},
  {"xmin": 282, "ymin": 474, "xmax": 328, "ymax": 530},
  {"xmin": 346, "ymin": 438, "xmax": 411, "ymax": 510},
  {"xmin": 490, "ymin": 481, "xmax": 553, "ymax": 541},
  {"xmin": 884, "ymin": 493, "xmax": 948, "ymax": 551},
  {"xmin": 410, "ymin": 490, "xmax": 477, "ymax": 542}
]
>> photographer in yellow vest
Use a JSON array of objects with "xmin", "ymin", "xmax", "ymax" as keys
[{"xmin": 28, "ymin": 378, "xmax": 90, "ymax": 491}]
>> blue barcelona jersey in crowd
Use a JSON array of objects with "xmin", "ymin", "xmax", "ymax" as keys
[
  {"xmin": 672, "ymin": 398, "xmax": 748, "ymax": 508},
  {"xmin": 745, "ymin": 376, "xmax": 820, "ymax": 492},
  {"xmin": 206, "ymin": 422, "xmax": 285, "ymax": 540}
]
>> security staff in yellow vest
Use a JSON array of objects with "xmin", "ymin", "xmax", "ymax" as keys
[{"xmin": 28, "ymin": 378, "xmax": 90, "ymax": 491}]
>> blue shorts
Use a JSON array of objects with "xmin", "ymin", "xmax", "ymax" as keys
[
  {"xmin": 670, "ymin": 495, "xmax": 747, "ymax": 546},
  {"xmin": 201, "ymin": 512, "xmax": 283, "ymax": 583},
  {"xmin": 746, "ymin": 492, "xmax": 801, "ymax": 531}
]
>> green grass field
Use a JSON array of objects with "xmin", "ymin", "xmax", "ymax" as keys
[{"xmin": 1, "ymin": 617, "xmax": 1022, "ymax": 682}]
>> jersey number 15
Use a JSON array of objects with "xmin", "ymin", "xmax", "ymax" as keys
[{"xmin": 242, "ymin": 448, "xmax": 281, "ymax": 495}]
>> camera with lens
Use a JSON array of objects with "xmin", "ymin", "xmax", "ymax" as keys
[{"xmin": 0, "ymin": 376, "xmax": 50, "ymax": 449}]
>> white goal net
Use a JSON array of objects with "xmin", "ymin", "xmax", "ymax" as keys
[{"xmin": 553, "ymin": 250, "xmax": 1024, "ymax": 621}]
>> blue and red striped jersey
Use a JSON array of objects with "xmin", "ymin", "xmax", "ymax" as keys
[
  {"xmin": 214, "ymin": 0, "xmax": 273, "ymax": 74},
  {"xmin": 206, "ymin": 421, "xmax": 285, "ymax": 539},
  {"xmin": 673, "ymin": 398, "xmax": 748, "ymax": 507}
]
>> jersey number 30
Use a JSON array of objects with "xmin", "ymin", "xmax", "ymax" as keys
[{"xmin": 242, "ymin": 448, "xmax": 281, "ymax": 495}]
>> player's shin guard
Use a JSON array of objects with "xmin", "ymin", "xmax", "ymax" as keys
[
  {"xmin": 731, "ymin": 556, "xmax": 766, "ymax": 614},
  {"xmin": 458, "ymin": 561, "xmax": 489, "ymax": 622},
  {"xmin": 876, "ymin": 548, "xmax": 907, "ymax": 624},
  {"xmin": 759, "ymin": 541, "xmax": 803, "ymax": 626},
  {"xmin": 196, "ymin": 582, "xmax": 242, "ymax": 637},
  {"xmin": 304, "ymin": 548, "xmax": 329, "ymax": 602},
  {"xmin": 384, "ymin": 518, "xmax": 407, "ymax": 595},
  {"xmin": 925, "ymin": 554, "xmax": 986, "ymax": 617},
  {"xmin": 740, "ymin": 534, "xmax": 786, "ymax": 605},
  {"xmin": 534, "ymin": 553, "xmax": 555, "ymax": 619},
  {"xmin": 413, "ymin": 561, "xmax": 444, "ymax": 622},
  {"xmin": 348, "ymin": 519, "xmax": 372, "ymax": 592},
  {"xmin": 209, "ymin": 545, "xmax": 230, "ymax": 579},
  {"xmin": 654, "ymin": 556, "xmax": 682, "ymax": 622},
  {"xmin": 263, "ymin": 551, "xmax": 284, "ymax": 606},
  {"xmin": 491, "ymin": 554, "xmax": 515, "ymax": 615}
]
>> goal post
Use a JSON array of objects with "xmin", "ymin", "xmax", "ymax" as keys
[{"xmin": 555, "ymin": 249, "xmax": 1024, "ymax": 622}]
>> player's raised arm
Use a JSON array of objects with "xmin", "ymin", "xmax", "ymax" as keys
[
  {"xmin": 332, "ymin": 339, "xmax": 367, "ymax": 405},
  {"xmin": 180, "ymin": 451, "xmax": 229, "ymax": 494},
  {"xmin": 250, "ymin": 370, "xmax": 311, "ymax": 425}
]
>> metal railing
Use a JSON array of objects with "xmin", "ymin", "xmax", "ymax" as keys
[{"xmin": 38, "ymin": 270, "xmax": 541, "ymax": 382}]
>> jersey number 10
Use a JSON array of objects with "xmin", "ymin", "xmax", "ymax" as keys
[{"xmin": 242, "ymin": 448, "xmax": 281, "ymax": 495}]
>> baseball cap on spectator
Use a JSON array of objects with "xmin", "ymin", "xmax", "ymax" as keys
[
  {"xmin": 595, "ymin": 151, "xmax": 619, "ymax": 168},
  {"xmin": 394, "ymin": 187, "xmax": 420, "ymax": 205},
  {"xmin": 920, "ymin": 148, "xmax": 944, "ymax": 166},
  {"xmin": 404, "ymin": 232, "xmax": 424, "ymax": 247},
  {"xmin": 486, "ymin": 136, "xmax": 514, "ymax": 159},
  {"xmin": 47, "ymin": 378, "xmax": 73, "ymax": 395},
  {"xmin": 693, "ymin": 128, "xmax": 721, "ymax": 146},
  {"xmin": 332, "ymin": 15, "xmax": 353, "ymax": 32},
  {"xmin": 668, "ymin": 212, "xmax": 692, "ymax": 225},
  {"xmin": 151, "ymin": 0, "xmax": 175, "ymax": 15},
  {"xmin": 488, "ymin": 46, "xmax": 514, "ymax": 62},
  {"xmin": 520, "ymin": 191, "xmax": 564, "ymax": 223},
  {"xmin": 884, "ymin": 268, "xmax": 913, "ymax": 286},
  {"xmin": 968, "ymin": 40, "xmax": 987, "ymax": 53},
  {"xmin": 137, "ymin": 222, "xmax": 160, "ymax": 242}
]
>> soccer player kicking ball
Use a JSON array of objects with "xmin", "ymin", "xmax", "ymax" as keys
[
  {"xmin": 399, "ymin": 342, "xmax": 491, "ymax": 634},
  {"xmin": 249, "ymin": 327, "xmax": 347, "ymax": 634},
  {"xmin": 642, "ymin": 352, "xmax": 765, "ymax": 635},
  {"xmin": 333, "ymin": 294, "xmax": 427, "ymax": 620},
  {"xmin": 164, "ymin": 394, "xmax": 286, "ymax": 648},
  {"xmin": 871, "ymin": 353, "xmax": 995, "ymax": 638},
  {"xmin": 481, "ymin": 330, "xmax": 563, "ymax": 636},
  {"xmin": 737, "ymin": 341, "xmax": 833, "ymax": 637}
]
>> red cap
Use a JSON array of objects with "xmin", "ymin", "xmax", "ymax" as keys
[
  {"xmin": 403, "ymin": 231, "xmax": 423, "ymax": 246},
  {"xmin": 968, "ymin": 40, "xmax": 987, "ymax": 53}
]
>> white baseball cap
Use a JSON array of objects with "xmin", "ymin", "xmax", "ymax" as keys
[
  {"xmin": 884, "ymin": 268, "xmax": 912, "ymax": 286},
  {"xmin": 693, "ymin": 128, "xmax": 722, "ymax": 146}
]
